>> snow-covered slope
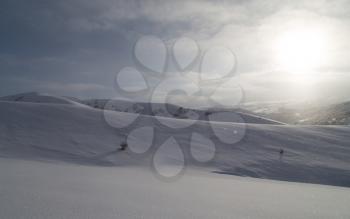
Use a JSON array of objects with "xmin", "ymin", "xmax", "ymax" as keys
[
  {"xmin": 244, "ymin": 100, "xmax": 350, "ymax": 125},
  {"xmin": 298, "ymin": 101, "xmax": 350, "ymax": 125},
  {"xmin": 0, "ymin": 92, "xmax": 86, "ymax": 106},
  {"xmin": 1, "ymin": 100, "xmax": 349, "ymax": 187},
  {"xmin": 83, "ymin": 98, "xmax": 283, "ymax": 125},
  {"xmin": 1, "ymin": 158, "xmax": 349, "ymax": 219},
  {"xmin": 0, "ymin": 93, "xmax": 283, "ymax": 124},
  {"xmin": 1, "ymin": 99, "xmax": 350, "ymax": 218}
]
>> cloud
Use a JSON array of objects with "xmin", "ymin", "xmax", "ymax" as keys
[{"xmin": 0, "ymin": 0, "xmax": 349, "ymax": 103}]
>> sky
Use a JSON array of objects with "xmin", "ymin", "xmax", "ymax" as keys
[{"xmin": 1, "ymin": 0, "xmax": 350, "ymax": 105}]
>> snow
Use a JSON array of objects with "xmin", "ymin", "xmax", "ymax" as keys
[
  {"xmin": 1, "ymin": 94, "xmax": 350, "ymax": 218},
  {"xmin": 0, "ymin": 159, "xmax": 349, "ymax": 219},
  {"xmin": 84, "ymin": 98, "xmax": 284, "ymax": 125},
  {"xmin": 244, "ymin": 100, "xmax": 350, "ymax": 125},
  {"xmin": 1, "ymin": 99, "xmax": 349, "ymax": 186},
  {"xmin": 0, "ymin": 92, "xmax": 87, "ymax": 107}
]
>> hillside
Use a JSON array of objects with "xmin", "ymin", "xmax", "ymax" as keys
[
  {"xmin": 0, "ymin": 92, "xmax": 88, "ymax": 107},
  {"xmin": 83, "ymin": 98, "xmax": 284, "ymax": 125},
  {"xmin": 1, "ymin": 95, "xmax": 350, "ymax": 219},
  {"xmin": 244, "ymin": 100, "xmax": 350, "ymax": 125},
  {"xmin": 1, "ymin": 99, "xmax": 349, "ymax": 187}
]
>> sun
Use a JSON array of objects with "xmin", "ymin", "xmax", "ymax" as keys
[{"xmin": 275, "ymin": 29, "xmax": 327, "ymax": 74}]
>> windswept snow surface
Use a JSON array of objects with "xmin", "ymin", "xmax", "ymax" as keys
[
  {"xmin": 1, "ymin": 158, "xmax": 349, "ymax": 219},
  {"xmin": 1, "ymin": 100, "xmax": 350, "ymax": 218}
]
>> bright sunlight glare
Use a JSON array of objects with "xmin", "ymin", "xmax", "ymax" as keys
[{"xmin": 275, "ymin": 29, "xmax": 327, "ymax": 75}]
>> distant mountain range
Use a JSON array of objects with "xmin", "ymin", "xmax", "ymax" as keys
[
  {"xmin": 0, "ymin": 91, "xmax": 280, "ymax": 125},
  {"xmin": 1, "ymin": 92, "xmax": 349, "ymax": 125},
  {"xmin": 82, "ymin": 98, "xmax": 283, "ymax": 125},
  {"xmin": 243, "ymin": 101, "xmax": 350, "ymax": 125}
]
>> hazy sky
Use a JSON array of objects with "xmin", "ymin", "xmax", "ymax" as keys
[{"xmin": 1, "ymin": 0, "xmax": 349, "ymax": 104}]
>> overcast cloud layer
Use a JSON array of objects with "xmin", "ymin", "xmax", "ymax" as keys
[{"xmin": 1, "ymin": 0, "xmax": 349, "ymax": 104}]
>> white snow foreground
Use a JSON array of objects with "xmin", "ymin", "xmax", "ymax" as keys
[
  {"xmin": 0, "ymin": 158, "xmax": 349, "ymax": 219},
  {"xmin": 0, "ymin": 99, "xmax": 350, "ymax": 218}
]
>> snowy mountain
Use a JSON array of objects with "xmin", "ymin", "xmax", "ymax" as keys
[
  {"xmin": 1, "ymin": 93, "xmax": 349, "ymax": 187},
  {"xmin": 0, "ymin": 92, "xmax": 282, "ymax": 125},
  {"xmin": 0, "ymin": 92, "xmax": 87, "ymax": 107},
  {"xmin": 83, "ymin": 98, "xmax": 284, "ymax": 125},
  {"xmin": 244, "ymin": 100, "xmax": 350, "ymax": 125},
  {"xmin": 297, "ymin": 101, "xmax": 350, "ymax": 125},
  {"xmin": 1, "ymin": 93, "xmax": 350, "ymax": 218}
]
